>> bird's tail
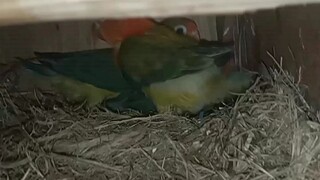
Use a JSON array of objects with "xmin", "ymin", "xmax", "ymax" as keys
[
  {"xmin": 226, "ymin": 71, "xmax": 253, "ymax": 93},
  {"xmin": 16, "ymin": 57, "xmax": 57, "ymax": 77},
  {"xmin": 192, "ymin": 40, "xmax": 234, "ymax": 67},
  {"xmin": 17, "ymin": 50, "xmax": 79, "ymax": 77}
]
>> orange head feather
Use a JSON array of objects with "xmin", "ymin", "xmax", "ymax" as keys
[
  {"xmin": 96, "ymin": 17, "xmax": 201, "ymax": 46},
  {"xmin": 97, "ymin": 18, "xmax": 156, "ymax": 46},
  {"xmin": 95, "ymin": 17, "xmax": 201, "ymax": 67}
]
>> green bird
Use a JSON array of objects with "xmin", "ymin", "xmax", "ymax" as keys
[
  {"xmin": 18, "ymin": 18, "xmax": 251, "ymax": 114},
  {"xmin": 18, "ymin": 17, "xmax": 202, "ymax": 113},
  {"xmin": 118, "ymin": 24, "xmax": 234, "ymax": 84},
  {"xmin": 19, "ymin": 49, "xmax": 157, "ymax": 113},
  {"xmin": 118, "ymin": 24, "xmax": 253, "ymax": 114}
]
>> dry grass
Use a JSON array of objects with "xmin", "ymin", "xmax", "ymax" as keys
[{"xmin": 1, "ymin": 64, "xmax": 320, "ymax": 180}]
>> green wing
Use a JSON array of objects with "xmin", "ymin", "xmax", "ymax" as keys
[
  {"xmin": 118, "ymin": 25, "xmax": 234, "ymax": 85},
  {"xmin": 21, "ymin": 48, "xmax": 135, "ymax": 93}
]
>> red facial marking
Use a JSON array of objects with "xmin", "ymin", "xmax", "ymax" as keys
[{"xmin": 187, "ymin": 21, "xmax": 200, "ymax": 41}]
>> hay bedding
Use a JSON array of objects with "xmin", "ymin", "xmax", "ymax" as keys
[{"xmin": 1, "ymin": 61, "xmax": 320, "ymax": 180}]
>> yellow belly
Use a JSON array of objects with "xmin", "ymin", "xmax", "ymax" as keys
[
  {"xmin": 143, "ymin": 68, "xmax": 225, "ymax": 114},
  {"xmin": 142, "ymin": 65, "xmax": 244, "ymax": 114},
  {"xmin": 144, "ymin": 87, "xmax": 203, "ymax": 114},
  {"xmin": 51, "ymin": 76, "xmax": 119, "ymax": 106},
  {"xmin": 17, "ymin": 69, "xmax": 119, "ymax": 106}
]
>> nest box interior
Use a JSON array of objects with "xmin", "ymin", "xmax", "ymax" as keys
[{"xmin": 1, "ymin": 1, "xmax": 320, "ymax": 179}]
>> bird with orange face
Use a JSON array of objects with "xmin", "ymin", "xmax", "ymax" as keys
[
  {"xmin": 93, "ymin": 17, "xmax": 201, "ymax": 66},
  {"xmin": 19, "ymin": 17, "xmax": 202, "ymax": 113},
  {"xmin": 96, "ymin": 17, "xmax": 200, "ymax": 46},
  {"xmin": 106, "ymin": 19, "xmax": 252, "ymax": 114}
]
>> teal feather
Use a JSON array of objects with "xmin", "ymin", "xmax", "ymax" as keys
[
  {"xmin": 19, "ymin": 48, "xmax": 157, "ymax": 113},
  {"xmin": 21, "ymin": 48, "xmax": 135, "ymax": 93}
]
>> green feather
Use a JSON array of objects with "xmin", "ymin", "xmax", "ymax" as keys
[
  {"xmin": 23, "ymin": 48, "xmax": 133, "ymax": 92},
  {"xmin": 19, "ymin": 48, "xmax": 157, "ymax": 112},
  {"xmin": 225, "ymin": 71, "xmax": 253, "ymax": 93},
  {"xmin": 118, "ymin": 25, "xmax": 233, "ymax": 85}
]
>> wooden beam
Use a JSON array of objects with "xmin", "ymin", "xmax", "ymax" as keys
[{"xmin": 0, "ymin": 0, "xmax": 319, "ymax": 26}]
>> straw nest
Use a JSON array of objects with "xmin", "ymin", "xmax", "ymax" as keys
[{"xmin": 1, "ymin": 59, "xmax": 320, "ymax": 180}]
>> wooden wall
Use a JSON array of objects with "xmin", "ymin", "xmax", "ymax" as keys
[
  {"xmin": 243, "ymin": 4, "xmax": 320, "ymax": 108},
  {"xmin": 1, "ymin": 0, "xmax": 318, "ymax": 26}
]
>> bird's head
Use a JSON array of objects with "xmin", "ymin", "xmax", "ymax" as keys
[
  {"xmin": 161, "ymin": 17, "xmax": 200, "ymax": 41},
  {"xmin": 95, "ymin": 17, "xmax": 201, "ymax": 47}
]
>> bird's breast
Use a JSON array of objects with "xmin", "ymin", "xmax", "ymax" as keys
[{"xmin": 144, "ymin": 67, "xmax": 216, "ymax": 113}]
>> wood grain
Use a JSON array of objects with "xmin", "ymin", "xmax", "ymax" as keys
[{"xmin": 0, "ymin": 0, "xmax": 319, "ymax": 26}]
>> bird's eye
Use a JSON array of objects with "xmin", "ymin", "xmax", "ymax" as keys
[{"xmin": 174, "ymin": 25, "xmax": 187, "ymax": 35}]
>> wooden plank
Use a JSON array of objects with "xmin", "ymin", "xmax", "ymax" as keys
[
  {"xmin": 251, "ymin": 5, "xmax": 320, "ymax": 109},
  {"xmin": 0, "ymin": 20, "xmax": 109, "ymax": 62},
  {"xmin": 0, "ymin": 0, "xmax": 319, "ymax": 26}
]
